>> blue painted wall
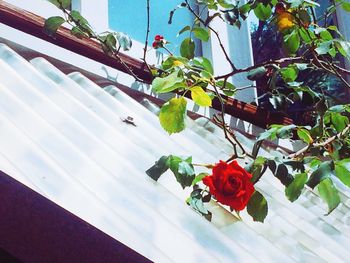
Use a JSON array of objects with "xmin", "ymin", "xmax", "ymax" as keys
[{"xmin": 108, "ymin": 1, "xmax": 194, "ymax": 51}]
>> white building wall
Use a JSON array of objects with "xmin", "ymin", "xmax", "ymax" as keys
[
  {"xmin": 336, "ymin": 1, "xmax": 350, "ymax": 76},
  {"xmin": 201, "ymin": 5, "xmax": 256, "ymax": 104}
]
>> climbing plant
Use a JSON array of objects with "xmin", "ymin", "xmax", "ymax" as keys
[{"xmin": 45, "ymin": 0, "xmax": 350, "ymax": 222}]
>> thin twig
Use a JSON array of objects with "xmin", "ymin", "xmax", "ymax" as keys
[
  {"xmin": 332, "ymin": 64, "xmax": 350, "ymax": 75},
  {"xmin": 142, "ymin": 0, "xmax": 153, "ymax": 75},
  {"xmin": 62, "ymin": 5, "xmax": 147, "ymax": 83},
  {"xmin": 184, "ymin": 0, "xmax": 236, "ymax": 70},
  {"xmin": 212, "ymin": 82, "xmax": 238, "ymax": 157}
]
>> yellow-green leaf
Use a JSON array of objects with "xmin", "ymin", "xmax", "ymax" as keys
[
  {"xmin": 190, "ymin": 86, "xmax": 212, "ymax": 107},
  {"xmin": 254, "ymin": 3, "xmax": 272, "ymax": 21},
  {"xmin": 297, "ymin": 128, "xmax": 313, "ymax": 144},
  {"xmin": 192, "ymin": 27, "xmax": 210, "ymax": 42},
  {"xmin": 159, "ymin": 97, "xmax": 187, "ymax": 134}
]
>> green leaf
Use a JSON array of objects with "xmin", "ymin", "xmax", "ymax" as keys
[
  {"xmin": 187, "ymin": 189, "xmax": 212, "ymax": 221},
  {"xmin": 275, "ymin": 163, "xmax": 294, "ymax": 186},
  {"xmin": 44, "ymin": 16, "xmax": 66, "ymax": 36},
  {"xmin": 180, "ymin": 37, "xmax": 195, "ymax": 59},
  {"xmin": 216, "ymin": 80, "xmax": 236, "ymax": 96},
  {"xmin": 254, "ymin": 3, "xmax": 272, "ymax": 21},
  {"xmin": 285, "ymin": 173, "xmax": 308, "ymax": 202},
  {"xmin": 280, "ymin": 65, "xmax": 299, "ymax": 82},
  {"xmin": 105, "ymin": 33, "xmax": 117, "ymax": 50},
  {"xmin": 317, "ymin": 178, "xmax": 340, "ymax": 215},
  {"xmin": 178, "ymin": 25, "xmax": 191, "ymax": 36},
  {"xmin": 283, "ymin": 30, "xmax": 300, "ymax": 55},
  {"xmin": 342, "ymin": 2, "xmax": 350, "ymax": 12},
  {"xmin": 328, "ymin": 104, "xmax": 350, "ymax": 113},
  {"xmin": 146, "ymin": 156, "xmax": 170, "ymax": 181},
  {"xmin": 257, "ymin": 126, "xmax": 279, "ymax": 141},
  {"xmin": 192, "ymin": 57, "xmax": 214, "ymax": 74},
  {"xmin": 295, "ymin": 63, "xmax": 309, "ymax": 71},
  {"xmin": 247, "ymin": 191, "xmax": 268, "ymax": 222},
  {"xmin": 335, "ymin": 40, "xmax": 350, "ymax": 57},
  {"xmin": 335, "ymin": 159, "xmax": 350, "ymax": 187},
  {"xmin": 331, "ymin": 112, "xmax": 349, "ymax": 132},
  {"xmin": 303, "ymin": 0, "xmax": 320, "ymax": 7},
  {"xmin": 276, "ymin": 124, "xmax": 297, "ymax": 139},
  {"xmin": 152, "ymin": 71, "xmax": 184, "ymax": 93},
  {"xmin": 192, "ymin": 173, "xmax": 209, "ymax": 186},
  {"xmin": 320, "ymin": 29, "xmax": 333, "ymax": 41},
  {"xmin": 190, "ymin": 86, "xmax": 212, "ymax": 107},
  {"xmin": 247, "ymin": 66, "xmax": 267, "ymax": 81},
  {"xmin": 246, "ymin": 161, "xmax": 264, "ymax": 184},
  {"xmin": 315, "ymin": 41, "xmax": 332, "ymax": 55},
  {"xmin": 218, "ymin": 0, "xmax": 235, "ymax": 9},
  {"xmin": 297, "ymin": 128, "xmax": 313, "ymax": 143},
  {"xmin": 71, "ymin": 26, "xmax": 85, "ymax": 38},
  {"xmin": 239, "ymin": 3, "xmax": 251, "ymax": 15},
  {"xmin": 169, "ymin": 156, "xmax": 195, "ymax": 189},
  {"xmin": 48, "ymin": 0, "xmax": 71, "ymax": 9},
  {"xmin": 307, "ymin": 161, "xmax": 333, "ymax": 189},
  {"xmin": 299, "ymin": 28, "xmax": 315, "ymax": 44},
  {"xmin": 284, "ymin": 161, "xmax": 305, "ymax": 172},
  {"xmin": 192, "ymin": 27, "xmax": 210, "ymax": 42},
  {"xmin": 162, "ymin": 56, "xmax": 189, "ymax": 70},
  {"xmin": 70, "ymin": 10, "xmax": 93, "ymax": 34},
  {"xmin": 159, "ymin": 97, "xmax": 187, "ymax": 134}
]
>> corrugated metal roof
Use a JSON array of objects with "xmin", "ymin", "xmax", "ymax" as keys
[{"xmin": 0, "ymin": 43, "xmax": 349, "ymax": 262}]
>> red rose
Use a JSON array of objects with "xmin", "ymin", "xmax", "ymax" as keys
[
  {"xmin": 203, "ymin": 160, "xmax": 255, "ymax": 211},
  {"xmin": 155, "ymin": 35, "xmax": 164, "ymax": 41},
  {"xmin": 152, "ymin": 41, "xmax": 158, "ymax": 48},
  {"xmin": 275, "ymin": 3, "xmax": 285, "ymax": 14}
]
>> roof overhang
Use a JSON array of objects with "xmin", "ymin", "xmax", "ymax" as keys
[{"xmin": 0, "ymin": 170, "xmax": 150, "ymax": 263}]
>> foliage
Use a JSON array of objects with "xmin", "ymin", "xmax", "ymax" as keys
[
  {"xmin": 250, "ymin": 11, "xmax": 349, "ymax": 125},
  {"xmin": 45, "ymin": 0, "xmax": 350, "ymax": 223}
]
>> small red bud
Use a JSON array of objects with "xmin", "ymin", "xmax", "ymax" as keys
[
  {"xmin": 275, "ymin": 3, "xmax": 285, "ymax": 14},
  {"xmin": 155, "ymin": 35, "xmax": 164, "ymax": 41}
]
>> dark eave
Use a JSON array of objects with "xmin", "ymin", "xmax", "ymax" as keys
[{"xmin": 0, "ymin": 170, "xmax": 151, "ymax": 263}]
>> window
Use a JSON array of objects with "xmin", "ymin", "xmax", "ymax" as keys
[{"xmin": 108, "ymin": 1, "xmax": 195, "ymax": 50}]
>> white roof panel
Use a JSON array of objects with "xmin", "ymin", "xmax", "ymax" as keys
[{"xmin": 0, "ymin": 44, "xmax": 349, "ymax": 262}]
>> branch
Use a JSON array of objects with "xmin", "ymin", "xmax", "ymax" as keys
[
  {"xmin": 313, "ymin": 51, "xmax": 350, "ymax": 89},
  {"xmin": 289, "ymin": 124, "xmax": 350, "ymax": 159},
  {"xmin": 215, "ymin": 56, "xmax": 305, "ymax": 80},
  {"xmin": 332, "ymin": 64, "xmax": 350, "ymax": 75},
  {"xmin": 184, "ymin": 0, "xmax": 236, "ymax": 70}
]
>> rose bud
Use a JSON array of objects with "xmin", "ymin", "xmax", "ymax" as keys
[
  {"xmin": 275, "ymin": 3, "xmax": 286, "ymax": 14},
  {"xmin": 155, "ymin": 35, "xmax": 164, "ymax": 41}
]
